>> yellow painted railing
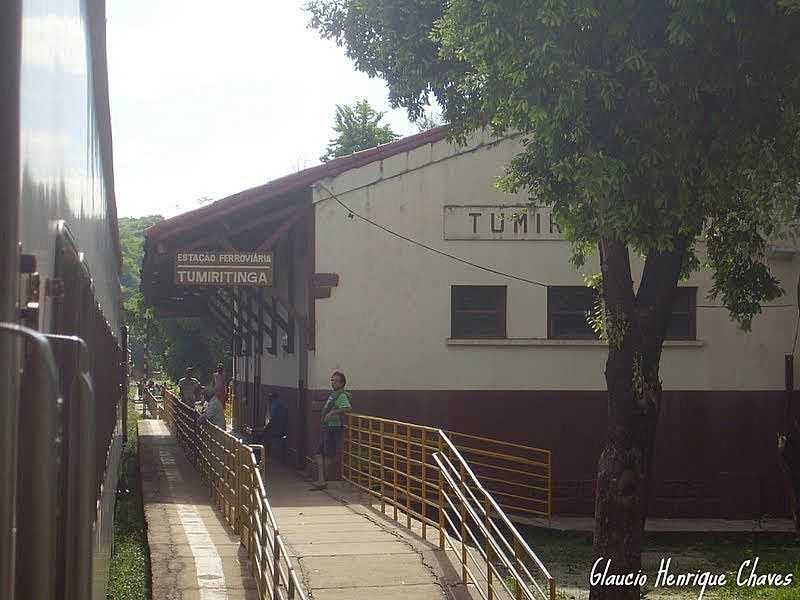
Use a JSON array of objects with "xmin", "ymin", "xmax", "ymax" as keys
[
  {"xmin": 163, "ymin": 390, "xmax": 307, "ymax": 600},
  {"xmin": 343, "ymin": 413, "xmax": 552, "ymax": 518},
  {"xmin": 342, "ymin": 413, "xmax": 555, "ymax": 600}
]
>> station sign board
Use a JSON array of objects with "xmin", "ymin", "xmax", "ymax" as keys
[
  {"xmin": 174, "ymin": 250, "xmax": 273, "ymax": 287},
  {"xmin": 443, "ymin": 204, "xmax": 562, "ymax": 240}
]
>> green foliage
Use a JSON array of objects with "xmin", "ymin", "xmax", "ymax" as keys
[
  {"xmin": 158, "ymin": 317, "xmax": 227, "ymax": 384},
  {"xmin": 584, "ymin": 273, "xmax": 605, "ymax": 340},
  {"xmin": 321, "ymin": 98, "xmax": 399, "ymax": 161},
  {"xmin": 415, "ymin": 110, "xmax": 444, "ymax": 132},
  {"xmin": 307, "ymin": 0, "xmax": 800, "ymax": 330},
  {"xmin": 119, "ymin": 216, "xmax": 162, "ymax": 302},
  {"xmin": 120, "ymin": 216, "xmax": 226, "ymax": 383}
]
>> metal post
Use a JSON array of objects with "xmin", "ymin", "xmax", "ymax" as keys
[
  {"xmin": 232, "ymin": 334, "xmax": 239, "ymax": 434},
  {"xmin": 367, "ymin": 419, "xmax": 373, "ymax": 507},
  {"xmin": 485, "ymin": 496, "xmax": 493, "ymax": 600},
  {"xmin": 437, "ymin": 435, "xmax": 445, "ymax": 550},
  {"xmin": 272, "ymin": 530, "xmax": 281, "ymax": 599},
  {"xmin": 460, "ymin": 462, "xmax": 468, "ymax": 584},
  {"xmin": 357, "ymin": 416, "xmax": 363, "ymax": 489},
  {"xmin": 421, "ymin": 432, "xmax": 427, "ymax": 540},
  {"xmin": 406, "ymin": 426, "xmax": 412, "ymax": 529},
  {"xmin": 260, "ymin": 496, "xmax": 267, "ymax": 593},
  {"xmin": 393, "ymin": 423, "xmax": 398, "ymax": 521},
  {"xmin": 514, "ymin": 537, "xmax": 523, "ymax": 600},
  {"xmin": 379, "ymin": 421, "xmax": 386, "ymax": 514},
  {"xmin": 244, "ymin": 454, "xmax": 252, "ymax": 552},
  {"xmin": 547, "ymin": 451, "xmax": 553, "ymax": 520},
  {"xmin": 342, "ymin": 414, "xmax": 349, "ymax": 482}
]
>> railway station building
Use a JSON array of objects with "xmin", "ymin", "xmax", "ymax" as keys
[{"xmin": 142, "ymin": 126, "xmax": 800, "ymax": 519}]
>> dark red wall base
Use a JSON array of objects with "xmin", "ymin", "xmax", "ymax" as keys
[{"xmin": 239, "ymin": 384, "xmax": 795, "ymax": 518}]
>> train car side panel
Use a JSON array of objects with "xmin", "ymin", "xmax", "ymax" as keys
[{"xmin": 18, "ymin": 0, "xmax": 121, "ymax": 336}]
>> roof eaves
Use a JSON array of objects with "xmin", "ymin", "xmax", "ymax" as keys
[{"xmin": 146, "ymin": 125, "xmax": 451, "ymax": 243}]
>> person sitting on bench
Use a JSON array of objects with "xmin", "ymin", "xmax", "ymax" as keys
[
  {"xmin": 264, "ymin": 392, "xmax": 288, "ymax": 440},
  {"xmin": 250, "ymin": 392, "xmax": 288, "ymax": 457}
]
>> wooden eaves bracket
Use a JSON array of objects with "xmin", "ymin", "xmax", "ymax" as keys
[{"xmin": 311, "ymin": 273, "xmax": 339, "ymax": 299}]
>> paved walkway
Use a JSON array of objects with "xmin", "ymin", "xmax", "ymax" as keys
[
  {"xmin": 140, "ymin": 419, "xmax": 471, "ymax": 600},
  {"xmin": 265, "ymin": 465, "xmax": 470, "ymax": 600},
  {"xmin": 139, "ymin": 420, "xmax": 258, "ymax": 600}
]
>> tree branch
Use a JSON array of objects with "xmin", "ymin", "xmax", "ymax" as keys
[
  {"xmin": 599, "ymin": 237, "xmax": 635, "ymax": 315},
  {"xmin": 636, "ymin": 235, "xmax": 690, "ymax": 342}
]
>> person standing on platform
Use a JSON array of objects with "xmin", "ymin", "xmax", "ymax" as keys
[
  {"xmin": 177, "ymin": 367, "xmax": 202, "ymax": 406},
  {"xmin": 213, "ymin": 363, "xmax": 227, "ymax": 406},
  {"xmin": 310, "ymin": 371, "xmax": 351, "ymax": 491}
]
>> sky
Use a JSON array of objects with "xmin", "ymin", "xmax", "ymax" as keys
[{"xmin": 106, "ymin": 0, "xmax": 421, "ymax": 218}]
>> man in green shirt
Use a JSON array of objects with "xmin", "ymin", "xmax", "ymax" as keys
[{"xmin": 311, "ymin": 371, "xmax": 351, "ymax": 490}]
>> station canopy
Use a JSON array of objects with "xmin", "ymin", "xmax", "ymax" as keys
[{"xmin": 140, "ymin": 126, "xmax": 449, "ymax": 340}]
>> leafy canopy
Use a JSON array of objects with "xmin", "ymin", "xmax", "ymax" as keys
[
  {"xmin": 415, "ymin": 110, "xmax": 445, "ymax": 133},
  {"xmin": 120, "ymin": 216, "xmax": 226, "ymax": 381},
  {"xmin": 321, "ymin": 98, "xmax": 399, "ymax": 161},
  {"xmin": 307, "ymin": 0, "xmax": 800, "ymax": 328}
]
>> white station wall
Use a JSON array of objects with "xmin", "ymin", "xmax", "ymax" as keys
[{"xmin": 311, "ymin": 132, "xmax": 799, "ymax": 392}]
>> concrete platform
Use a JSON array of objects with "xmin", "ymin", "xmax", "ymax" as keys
[
  {"xmin": 139, "ymin": 420, "xmax": 259, "ymax": 600},
  {"xmin": 263, "ymin": 465, "xmax": 464, "ymax": 599},
  {"xmin": 140, "ymin": 419, "xmax": 483, "ymax": 599}
]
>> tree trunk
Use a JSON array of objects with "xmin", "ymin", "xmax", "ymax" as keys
[
  {"xmin": 589, "ymin": 341, "xmax": 661, "ymax": 600},
  {"xmin": 588, "ymin": 238, "xmax": 686, "ymax": 600}
]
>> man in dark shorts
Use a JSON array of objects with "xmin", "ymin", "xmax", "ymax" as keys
[{"xmin": 310, "ymin": 371, "xmax": 351, "ymax": 490}]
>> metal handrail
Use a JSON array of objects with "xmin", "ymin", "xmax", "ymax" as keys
[
  {"xmin": 0, "ymin": 323, "xmax": 62, "ymax": 600},
  {"xmin": 435, "ymin": 437, "xmax": 556, "ymax": 600},
  {"xmin": 41, "ymin": 334, "xmax": 95, "ymax": 600},
  {"xmin": 163, "ymin": 391, "xmax": 306, "ymax": 600},
  {"xmin": 341, "ymin": 412, "xmax": 555, "ymax": 600},
  {"xmin": 343, "ymin": 412, "xmax": 552, "ymax": 518}
]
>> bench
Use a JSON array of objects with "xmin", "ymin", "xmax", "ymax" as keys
[{"xmin": 243, "ymin": 426, "xmax": 288, "ymax": 465}]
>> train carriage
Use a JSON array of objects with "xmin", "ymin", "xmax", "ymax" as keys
[{"xmin": 0, "ymin": 1, "xmax": 126, "ymax": 599}]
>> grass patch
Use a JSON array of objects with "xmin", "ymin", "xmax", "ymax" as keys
[
  {"xmin": 521, "ymin": 527, "xmax": 800, "ymax": 599},
  {"xmin": 107, "ymin": 389, "xmax": 151, "ymax": 600}
]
